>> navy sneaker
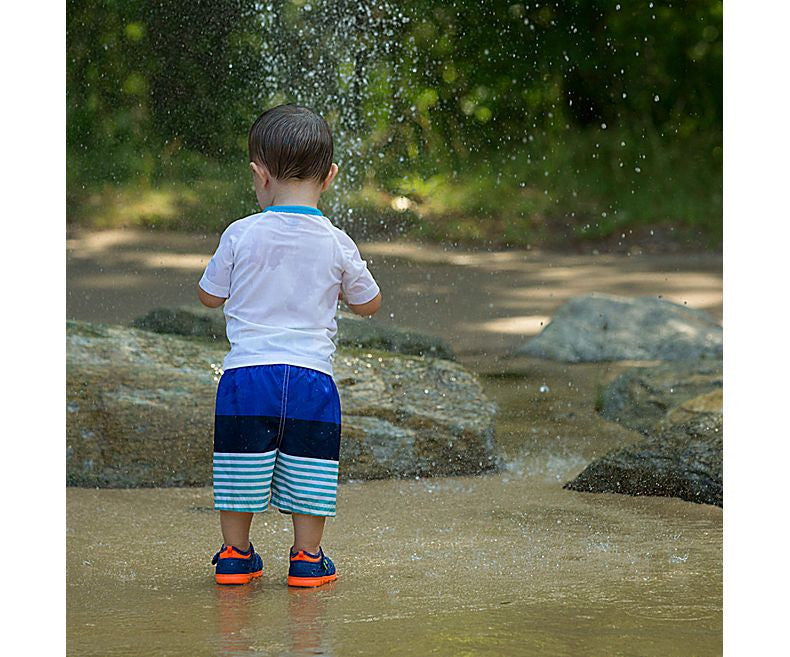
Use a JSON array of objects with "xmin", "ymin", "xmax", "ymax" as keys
[
  {"xmin": 287, "ymin": 547, "xmax": 337, "ymax": 587},
  {"xmin": 211, "ymin": 543, "xmax": 263, "ymax": 585}
]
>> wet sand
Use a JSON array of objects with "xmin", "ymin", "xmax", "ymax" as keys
[
  {"xmin": 66, "ymin": 229, "xmax": 722, "ymax": 656},
  {"xmin": 68, "ymin": 476, "xmax": 721, "ymax": 656},
  {"xmin": 68, "ymin": 365, "xmax": 722, "ymax": 657}
]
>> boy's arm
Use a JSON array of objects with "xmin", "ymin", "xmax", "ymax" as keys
[
  {"xmin": 197, "ymin": 284, "xmax": 227, "ymax": 308},
  {"xmin": 199, "ymin": 224, "xmax": 236, "ymax": 307},
  {"xmin": 337, "ymin": 232, "xmax": 381, "ymax": 317},
  {"xmin": 347, "ymin": 291, "xmax": 382, "ymax": 317}
]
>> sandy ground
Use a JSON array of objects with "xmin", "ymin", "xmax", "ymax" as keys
[{"xmin": 67, "ymin": 228, "xmax": 722, "ymax": 368}]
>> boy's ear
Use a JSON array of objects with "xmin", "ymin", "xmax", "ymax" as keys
[
  {"xmin": 250, "ymin": 161, "xmax": 270, "ymax": 185},
  {"xmin": 321, "ymin": 163, "xmax": 339, "ymax": 192}
]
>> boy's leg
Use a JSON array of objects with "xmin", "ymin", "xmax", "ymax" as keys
[
  {"xmin": 292, "ymin": 513, "xmax": 325, "ymax": 555},
  {"xmin": 288, "ymin": 512, "xmax": 336, "ymax": 587},
  {"xmin": 213, "ymin": 510, "xmax": 263, "ymax": 585},
  {"xmin": 269, "ymin": 366, "xmax": 340, "ymax": 586},
  {"xmin": 220, "ymin": 510, "xmax": 254, "ymax": 551},
  {"xmin": 211, "ymin": 365, "xmax": 284, "ymax": 584}
]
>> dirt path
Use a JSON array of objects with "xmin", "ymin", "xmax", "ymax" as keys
[{"xmin": 67, "ymin": 228, "xmax": 722, "ymax": 367}]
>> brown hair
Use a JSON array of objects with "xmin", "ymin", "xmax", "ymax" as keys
[{"xmin": 248, "ymin": 105, "xmax": 333, "ymax": 182}]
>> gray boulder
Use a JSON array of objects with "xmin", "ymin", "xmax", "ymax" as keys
[
  {"xmin": 600, "ymin": 361, "xmax": 723, "ymax": 434},
  {"xmin": 133, "ymin": 306, "xmax": 455, "ymax": 360},
  {"xmin": 564, "ymin": 389, "xmax": 722, "ymax": 506},
  {"xmin": 66, "ymin": 321, "xmax": 496, "ymax": 487},
  {"xmin": 520, "ymin": 294, "xmax": 722, "ymax": 362}
]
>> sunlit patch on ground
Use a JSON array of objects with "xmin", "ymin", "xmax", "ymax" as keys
[{"xmin": 464, "ymin": 315, "xmax": 552, "ymax": 337}]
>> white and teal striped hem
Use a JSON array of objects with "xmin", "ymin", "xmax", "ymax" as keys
[
  {"xmin": 213, "ymin": 450, "xmax": 276, "ymax": 513},
  {"xmin": 271, "ymin": 452, "xmax": 339, "ymax": 517},
  {"xmin": 212, "ymin": 450, "xmax": 339, "ymax": 516}
]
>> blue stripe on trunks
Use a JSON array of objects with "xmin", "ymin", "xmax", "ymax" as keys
[
  {"xmin": 270, "ymin": 492, "xmax": 337, "ymax": 516},
  {"xmin": 215, "ymin": 365, "xmax": 340, "ymax": 424}
]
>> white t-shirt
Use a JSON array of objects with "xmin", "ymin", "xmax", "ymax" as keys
[{"xmin": 199, "ymin": 206, "xmax": 380, "ymax": 376}]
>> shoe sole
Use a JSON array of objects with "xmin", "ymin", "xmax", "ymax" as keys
[
  {"xmin": 287, "ymin": 573, "xmax": 337, "ymax": 587},
  {"xmin": 216, "ymin": 569, "xmax": 263, "ymax": 585}
]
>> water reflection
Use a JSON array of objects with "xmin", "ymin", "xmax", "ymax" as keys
[
  {"xmin": 286, "ymin": 585, "xmax": 335, "ymax": 656},
  {"xmin": 214, "ymin": 582, "xmax": 335, "ymax": 657},
  {"xmin": 215, "ymin": 585, "xmax": 257, "ymax": 656}
]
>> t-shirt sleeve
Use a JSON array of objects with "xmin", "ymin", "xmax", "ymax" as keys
[
  {"xmin": 340, "ymin": 236, "xmax": 380, "ymax": 306},
  {"xmin": 199, "ymin": 228, "xmax": 234, "ymax": 298}
]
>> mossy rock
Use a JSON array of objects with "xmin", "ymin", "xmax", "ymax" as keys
[
  {"xmin": 67, "ymin": 321, "xmax": 496, "ymax": 488},
  {"xmin": 132, "ymin": 306, "xmax": 455, "ymax": 360}
]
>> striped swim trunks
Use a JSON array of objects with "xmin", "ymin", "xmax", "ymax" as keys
[{"xmin": 212, "ymin": 364, "xmax": 341, "ymax": 516}]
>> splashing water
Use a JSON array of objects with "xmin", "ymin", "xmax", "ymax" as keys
[{"xmin": 258, "ymin": 1, "xmax": 412, "ymax": 223}]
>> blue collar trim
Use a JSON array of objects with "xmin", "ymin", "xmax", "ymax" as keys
[{"xmin": 264, "ymin": 205, "xmax": 323, "ymax": 216}]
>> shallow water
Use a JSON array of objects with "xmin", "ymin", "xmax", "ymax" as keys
[
  {"xmin": 67, "ymin": 371, "xmax": 721, "ymax": 657},
  {"xmin": 67, "ymin": 233, "xmax": 722, "ymax": 655}
]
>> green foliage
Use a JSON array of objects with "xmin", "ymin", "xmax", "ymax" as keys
[{"xmin": 67, "ymin": 0, "xmax": 722, "ymax": 244}]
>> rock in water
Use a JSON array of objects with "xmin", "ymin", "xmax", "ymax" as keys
[
  {"xmin": 132, "ymin": 307, "xmax": 226, "ymax": 341},
  {"xmin": 600, "ymin": 361, "xmax": 723, "ymax": 434},
  {"xmin": 335, "ymin": 314, "xmax": 455, "ymax": 360},
  {"xmin": 564, "ymin": 389, "xmax": 723, "ymax": 506},
  {"xmin": 519, "ymin": 294, "xmax": 722, "ymax": 362},
  {"xmin": 133, "ymin": 306, "xmax": 455, "ymax": 360},
  {"xmin": 66, "ymin": 321, "xmax": 496, "ymax": 487}
]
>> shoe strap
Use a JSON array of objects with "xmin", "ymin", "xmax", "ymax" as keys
[
  {"xmin": 214, "ymin": 544, "xmax": 253, "ymax": 561},
  {"xmin": 290, "ymin": 548, "xmax": 322, "ymax": 563}
]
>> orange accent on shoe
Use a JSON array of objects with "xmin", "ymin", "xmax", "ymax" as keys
[
  {"xmin": 287, "ymin": 572, "xmax": 337, "ymax": 587},
  {"xmin": 216, "ymin": 569, "xmax": 263, "ymax": 585},
  {"xmin": 290, "ymin": 550, "xmax": 322, "ymax": 563},
  {"xmin": 220, "ymin": 545, "xmax": 252, "ymax": 560}
]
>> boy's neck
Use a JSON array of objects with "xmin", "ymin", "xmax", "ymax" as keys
[{"xmin": 268, "ymin": 179, "xmax": 323, "ymax": 209}]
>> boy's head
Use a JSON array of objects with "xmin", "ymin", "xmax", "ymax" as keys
[{"xmin": 248, "ymin": 105, "xmax": 338, "ymax": 208}]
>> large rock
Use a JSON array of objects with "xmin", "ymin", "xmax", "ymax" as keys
[
  {"xmin": 520, "ymin": 294, "xmax": 722, "ymax": 362},
  {"xmin": 66, "ymin": 321, "xmax": 496, "ymax": 487},
  {"xmin": 133, "ymin": 306, "xmax": 455, "ymax": 360},
  {"xmin": 600, "ymin": 361, "xmax": 723, "ymax": 433},
  {"xmin": 564, "ymin": 389, "xmax": 722, "ymax": 506}
]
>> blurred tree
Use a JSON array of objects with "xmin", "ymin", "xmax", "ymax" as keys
[
  {"xmin": 145, "ymin": 0, "xmax": 263, "ymax": 156},
  {"xmin": 370, "ymin": 0, "xmax": 722, "ymax": 178},
  {"xmin": 67, "ymin": 0, "xmax": 722, "ymax": 239},
  {"xmin": 67, "ymin": 0, "xmax": 152, "ymax": 158},
  {"xmin": 67, "ymin": 0, "xmax": 264, "ymax": 161},
  {"xmin": 68, "ymin": 0, "xmax": 722, "ymax": 166}
]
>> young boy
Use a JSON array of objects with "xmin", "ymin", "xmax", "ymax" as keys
[{"xmin": 197, "ymin": 104, "xmax": 382, "ymax": 586}]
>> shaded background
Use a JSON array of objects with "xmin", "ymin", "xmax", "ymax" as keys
[{"xmin": 67, "ymin": 0, "xmax": 721, "ymax": 250}]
